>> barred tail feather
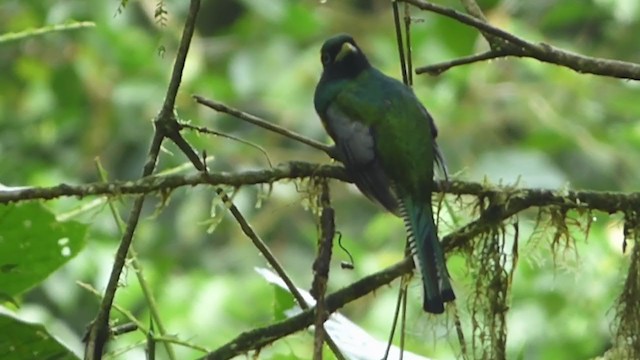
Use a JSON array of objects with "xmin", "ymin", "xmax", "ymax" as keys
[{"xmin": 398, "ymin": 197, "xmax": 455, "ymax": 314}]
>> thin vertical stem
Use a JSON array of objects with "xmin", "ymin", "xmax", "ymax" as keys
[
  {"xmin": 399, "ymin": 283, "xmax": 408, "ymax": 360},
  {"xmin": 392, "ymin": 1, "xmax": 409, "ymax": 84},
  {"xmin": 383, "ymin": 284, "xmax": 404, "ymax": 359},
  {"xmin": 404, "ymin": 2, "xmax": 413, "ymax": 86}
]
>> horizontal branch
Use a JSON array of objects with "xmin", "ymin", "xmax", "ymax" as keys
[
  {"xmin": 442, "ymin": 184, "xmax": 640, "ymax": 249},
  {"xmin": 2, "ymin": 161, "xmax": 638, "ymax": 217},
  {"xmin": 403, "ymin": 0, "xmax": 640, "ymax": 80},
  {"xmin": 3, "ymin": 159, "xmax": 638, "ymax": 254},
  {"xmin": 0, "ymin": 162, "xmax": 346, "ymax": 204}
]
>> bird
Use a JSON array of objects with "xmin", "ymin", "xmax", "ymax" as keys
[{"xmin": 313, "ymin": 34, "xmax": 455, "ymax": 314}]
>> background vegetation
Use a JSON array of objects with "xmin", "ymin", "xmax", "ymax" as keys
[{"xmin": 1, "ymin": 0, "xmax": 639, "ymax": 359}]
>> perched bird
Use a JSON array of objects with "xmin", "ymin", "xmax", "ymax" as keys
[{"xmin": 313, "ymin": 34, "xmax": 455, "ymax": 314}]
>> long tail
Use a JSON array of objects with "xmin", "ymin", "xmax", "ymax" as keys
[{"xmin": 398, "ymin": 196, "xmax": 455, "ymax": 314}]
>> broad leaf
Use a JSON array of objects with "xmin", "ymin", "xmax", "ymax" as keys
[
  {"xmin": 0, "ymin": 202, "xmax": 87, "ymax": 299},
  {"xmin": 0, "ymin": 307, "xmax": 79, "ymax": 360}
]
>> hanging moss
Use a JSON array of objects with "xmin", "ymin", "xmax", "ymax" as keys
[{"xmin": 612, "ymin": 211, "xmax": 640, "ymax": 358}]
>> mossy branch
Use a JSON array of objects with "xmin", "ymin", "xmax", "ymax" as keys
[{"xmin": 3, "ymin": 163, "xmax": 638, "ymax": 220}]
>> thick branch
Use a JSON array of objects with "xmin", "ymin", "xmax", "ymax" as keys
[
  {"xmin": 206, "ymin": 177, "xmax": 586, "ymax": 359},
  {"xmin": 403, "ymin": 0, "xmax": 640, "ymax": 80},
  {"xmin": 201, "ymin": 258, "xmax": 414, "ymax": 360},
  {"xmin": 2, "ymin": 162, "xmax": 638, "ymax": 218},
  {"xmin": 0, "ymin": 162, "xmax": 347, "ymax": 203},
  {"xmin": 443, "ymin": 184, "xmax": 640, "ymax": 249},
  {"xmin": 199, "ymin": 179, "xmax": 640, "ymax": 358}
]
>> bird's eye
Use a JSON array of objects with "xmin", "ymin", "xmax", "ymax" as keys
[{"xmin": 321, "ymin": 53, "xmax": 331, "ymax": 65}]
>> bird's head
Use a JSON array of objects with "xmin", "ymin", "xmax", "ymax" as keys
[{"xmin": 319, "ymin": 34, "xmax": 370, "ymax": 80}]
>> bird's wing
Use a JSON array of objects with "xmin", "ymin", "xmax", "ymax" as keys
[{"xmin": 323, "ymin": 104, "xmax": 399, "ymax": 213}]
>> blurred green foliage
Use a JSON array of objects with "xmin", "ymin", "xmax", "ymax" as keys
[{"xmin": 1, "ymin": 0, "xmax": 639, "ymax": 359}]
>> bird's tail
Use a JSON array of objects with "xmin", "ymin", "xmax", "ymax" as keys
[{"xmin": 399, "ymin": 197, "xmax": 455, "ymax": 314}]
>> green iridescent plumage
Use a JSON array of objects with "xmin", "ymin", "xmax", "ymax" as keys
[{"xmin": 314, "ymin": 34, "xmax": 455, "ymax": 314}]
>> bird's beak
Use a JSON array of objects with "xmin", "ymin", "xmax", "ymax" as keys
[{"xmin": 335, "ymin": 42, "xmax": 357, "ymax": 62}]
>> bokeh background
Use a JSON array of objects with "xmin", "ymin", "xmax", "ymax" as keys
[{"xmin": 1, "ymin": 0, "xmax": 639, "ymax": 359}]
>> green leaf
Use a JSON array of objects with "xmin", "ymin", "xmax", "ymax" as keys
[
  {"xmin": 0, "ymin": 307, "xmax": 79, "ymax": 360},
  {"xmin": 273, "ymin": 282, "xmax": 296, "ymax": 321},
  {"xmin": 0, "ymin": 202, "xmax": 87, "ymax": 298}
]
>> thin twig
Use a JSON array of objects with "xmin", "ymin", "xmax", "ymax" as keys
[
  {"xmin": 390, "ymin": 12, "xmax": 412, "ymax": 358},
  {"xmin": 180, "ymin": 123, "xmax": 273, "ymax": 168},
  {"xmin": 0, "ymin": 21, "xmax": 95, "ymax": 43},
  {"xmin": 392, "ymin": 1, "xmax": 409, "ymax": 84},
  {"xmin": 459, "ymin": 0, "xmax": 487, "ymax": 21},
  {"xmin": 193, "ymin": 95, "xmax": 338, "ymax": 159},
  {"xmin": 417, "ymin": 50, "xmax": 508, "ymax": 75},
  {"xmin": 403, "ymin": 2, "xmax": 413, "ymax": 86},
  {"xmin": 383, "ymin": 282, "xmax": 404, "ymax": 359},
  {"xmin": 77, "ymin": 281, "xmax": 149, "ymax": 338},
  {"xmin": 401, "ymin": 0, "xmax": 536, "ymax": 52},
  {"xmin": 457, "ymin": 0, "xmax": 506, "ymax": 50},
  {"xmin": 399, "ymin": 284, "xmax": 407, "ymax": 360},
  {"xmin": 216, "ymin": 188, "xmax": 308, "ymax": 306}
]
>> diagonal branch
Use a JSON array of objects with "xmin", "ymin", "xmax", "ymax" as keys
[
  {"xmin": 458, "ymin": 0, "xmax": 507, "ymax": 51},
  {"xmin": 84, "ymin": 132, "xmax": 165, "ymax": 360},
  {"xmin": 201, "ymin": 257, "xmax": 414, "ymax": 360},
  {"xmin": 83, "ymin": 1, "xmax": 201, "ymax": 359},
  {"xmin": 194, "ymin": 95, "xmax": 338, "ymax": 159},
  {"xmin": 204, "ymin": 178, "xmax": 577, "ymax": 360},
  {"xmin": 211, "ymin": 186, "xmax": 345, "ymax": 359},
  {"xmin": 417, "ymin": 49, "xmax": 508, "ymax": 75},
  {"xmin": 402, "ymin": 0, "xmax": 640, "ymax": 80},
  {"xmin": 200, "ymin": 178, "xmax": 640, "ymax": 358}
]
